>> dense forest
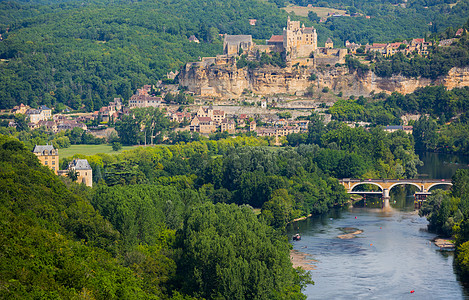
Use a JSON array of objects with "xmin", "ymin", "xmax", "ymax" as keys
[
  {"xmin": 0, "ymin": 134, "xmax": 315, "ymax": 299},
  {"xmin": 1, "ymin": 0, "xmax": 469, "ymax": 111},
  {"xmin": 326, "ymin": 86, "xmax": 469, "ymax": 154},
  {"xmin": 286, "ymin": 0, "xmax": 469, "ymax": 40}
]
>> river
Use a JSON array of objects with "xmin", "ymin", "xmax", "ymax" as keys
[{"xmin": 287, "ymin": 152, "xmax": 469, "ymax": 299}]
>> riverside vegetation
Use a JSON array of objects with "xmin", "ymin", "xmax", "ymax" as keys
[{"xmin": 419, "ymin": 169, "xmax": 469, "ymax": 281}]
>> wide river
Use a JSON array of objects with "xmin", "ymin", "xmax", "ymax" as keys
[{"xmin": 287, "ymin": 151, "xmax": 469, "ymax": 299}]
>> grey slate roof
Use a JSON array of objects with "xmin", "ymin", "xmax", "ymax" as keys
[
  {"xmin": 33, "ymin": 144, "xmax": 55, "ymax": 153},
  {"xmin": 71, "ymin": 159, "xmax": 92, "ymax": 170},
  {"xmin": 224, "ymin": 35, "xmax": 252, "ymax": 45}
]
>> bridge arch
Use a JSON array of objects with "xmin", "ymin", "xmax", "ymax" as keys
[
  {"xmin": 349, "ymin": 182, "xmax": 384, "ymax": 192},
  {"xmin": 387, "ymin": 182, "xmax": 422, "ymax": 192},
  {"xmin": 427, "ymin": 182, "xmax": 452, "ymax": 191}
]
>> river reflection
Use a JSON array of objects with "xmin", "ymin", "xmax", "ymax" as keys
[{"xmin": 288, "ymin": 190, "xmax": 469, "ymax": 299}]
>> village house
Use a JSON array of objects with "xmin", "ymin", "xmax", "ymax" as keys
[
  {"xmin": 188, "ymin": 35, "xmax": 200, "ymax": 43},
  {"xmin": 169, "ymin": 111, "xmax": 192, "ymax": 123},
  {"xmin": 249, "ymin": 120, "xmax": 257, "ymax": 132},
  {"xmin": 37, "ymin": 120, "xmax": 58, "ymax": 133},
  {"xmin": 26, "ymin": 105, "xmax": 52, "ymax": 124},
  {"xmin": 237, "ymin": 114, "xmax": 248, "ymax": 127},
  {"xmin": 255, "ymin": 128, "xmax": 276, "ymax": 137},
  {"xmin": 190, "ymin": 116, "xmax": 217, "ymax": 134},
  {"xmin": 57, "ymin": 119, "xmax": 88, "ymax": 132},
  {"xmin": 220, "ymin": 118, "xmax": 235, "ymax": 134},
  {"xmin": 129, "ymin": 86, "xmax": 162, "ymax": 109},
  {"xmin": 345, "ymin": 40, "xmax": 362, "ymax": 54},
  {"xmin": 58, "ymin": 159, "xmax": 93, "ymax": 187},
  {"xmin": 196, "ymin": 106, "xmax": 226, "ymax": 124},
  {"xmin": 12, "ymin": 103, "xmax": 30, "ymax": 114},
  {"xmin": 33, "ymin": 144, "xmax": 59, "ymax": 174}
]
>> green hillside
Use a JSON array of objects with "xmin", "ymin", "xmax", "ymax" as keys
[{"xmin": 0, "ymin": 0, "xmax": 468, "ymax": 111}]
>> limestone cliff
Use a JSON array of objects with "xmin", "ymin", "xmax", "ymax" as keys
[{"xmin": 179, "ymin": 62, "xmax": 469, "ymax": 98}]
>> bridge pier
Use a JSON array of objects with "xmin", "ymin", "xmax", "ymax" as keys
[
  {"xmin": 383, "ymin": 197, "xmax": 390, "ymax": 208},
  {"xmin": 382, "ymin": 189, "xmax": 390, "ymax": 199}
]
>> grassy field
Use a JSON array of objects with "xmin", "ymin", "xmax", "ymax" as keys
[
  {"xmin": 59, "ymin": 144, "xmax": 140, "ymax": 158},
  {"xmin": 282, "ymin": 5, "xmax": 347, "ymax": 18}
]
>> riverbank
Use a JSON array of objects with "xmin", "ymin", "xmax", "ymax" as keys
[
  {"xmin": 290, "ymin": 249, "xmax": 316, "ymax": 270},
  {"xmin": 290, "ymin": 214, "xmax": 312, "ymax": 223}
]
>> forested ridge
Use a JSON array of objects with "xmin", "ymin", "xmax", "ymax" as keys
[{"xmin": 0, "ymin": 0, "xmax": 287, "ymax": 110}]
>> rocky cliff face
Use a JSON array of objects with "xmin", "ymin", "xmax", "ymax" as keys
[{"xmin": 179, "ymin": 62, "xmax": 469, "ymax": 98}]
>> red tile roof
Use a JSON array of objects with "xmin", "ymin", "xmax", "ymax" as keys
[{"xmin": 268, "ymin": 35, "xmax": 284, "ymax": 43}]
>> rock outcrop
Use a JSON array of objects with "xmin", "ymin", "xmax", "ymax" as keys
[{"xmin": 179, "ymin": 62, "xmax": 469, "ymax": 98}]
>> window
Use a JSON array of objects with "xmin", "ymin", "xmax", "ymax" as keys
[
  {"xmin": 45, "ymin": 161, "xmax": 48, "ymax": 165},
  {"xmin": 52, "ymin": 161, "xmax": 55, "ymax": 165}
]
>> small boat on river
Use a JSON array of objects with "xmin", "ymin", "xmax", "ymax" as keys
[{"xmin": 293, "ymin": 233, "xmax": 301, "ymax": 241}]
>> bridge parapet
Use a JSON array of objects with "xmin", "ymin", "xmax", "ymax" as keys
[{"xmin": 339, "ymin": 178, "xmax": 452, "ymax": 198}]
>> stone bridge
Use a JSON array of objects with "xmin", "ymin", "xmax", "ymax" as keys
[{"xmin": 339, "ymin": 178, "xmax": 452, "ymax": 199}]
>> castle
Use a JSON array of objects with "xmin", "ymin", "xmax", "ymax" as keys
[
  {"xmin": 220, "ymin": 17, "xmax": 345, "ymax": 65},
  {"xmin": 222, "ymin": 17, "xmax": 318, "ymax": 60},
  {"xmin": 179, "ymin": 18, "xmax": 347, "ymax": 97}
]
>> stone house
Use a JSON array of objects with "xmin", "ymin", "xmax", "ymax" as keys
[
  {"xmin": 190, "ymin": 116, "xmax": 217, "ymax": 134},
  {"xmin": 12, "ymin": 103, "xmax": 30, "ymax": 114},
  {"xmin": 188, "ymin": 35, "xmax": 200, "ymax": 43},
  {"xmin": 220, "ymin": 118, "xmax": 235, "ymax": 134},
  {"xmin": 196, "ymin": 106, "xmax": 226, "ymax": 124},
  {"xmin": 60, "ymin": 159, "xmax": 93, "ymax": 187},
  {"xmin": 223, "ymin": 35, "xmax": 253, "ymax": 56},
  {"xmin": 37, "ymin": 120, "xmax": 58, "ymax": 133},
  {"xmin": 249, "ymin": 121, "xmax": 257, "ymax": 131},
  {"xmin": 33, "ymin": 144, "xmax": 59, "ymax": 174}
]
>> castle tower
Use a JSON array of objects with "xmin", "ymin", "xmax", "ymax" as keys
[{"xmin": 283, "ymin": 17, "xmax": 317, "ymax": 59}]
